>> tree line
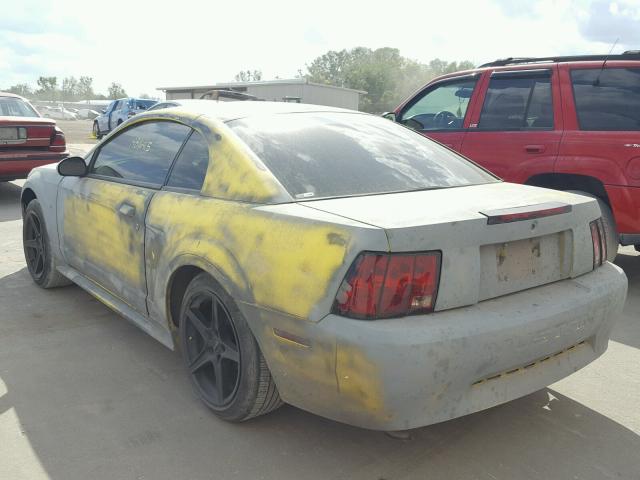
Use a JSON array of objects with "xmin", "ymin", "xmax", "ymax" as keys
[
  {"xmin": 304, "ymin": 47, "xmax": 474, "ymax": 112},
  {"xmin": 4, "ymin": 47, "xmax": 473, "ymax": 111},
  {"xmin": 4, "ymin": 76, "xmax": 134, "ymax": 102}
]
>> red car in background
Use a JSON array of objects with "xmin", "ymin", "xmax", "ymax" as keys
[
  {"xmin": 389, "ymin": 52, "xmax": 640, "ymax": 260},
  {"xmin": 0, "ymin": 92, "xmax": 68, "ymax": 182}
]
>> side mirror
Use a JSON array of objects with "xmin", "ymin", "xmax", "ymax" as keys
[
  {"xmin": 58, "ymin": 156, "xmax": 87, "ymax": 177},
  {"xmin": 382, "ymin": 112, "xmax": 396, "ymax": 122}
]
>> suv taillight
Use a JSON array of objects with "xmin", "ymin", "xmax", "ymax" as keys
[
  {"xmin": 49, "ymin": 126, "xmax": 66, "ymax": 152},
  {"xmin": 332, "ymin": 251, "xmax": 441, "ymax": 319},
  {"xmin": 590, "ymin": 218, "xmax": 607, "ymax": 268}
]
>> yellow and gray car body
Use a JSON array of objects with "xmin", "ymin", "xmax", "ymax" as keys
[{"xmin": 21, "ymin": 102, "xmax": 627, "ymax": 430}]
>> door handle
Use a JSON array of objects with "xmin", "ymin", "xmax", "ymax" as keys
[
  {"xmin": 118, "ymin": 203, "xmax": 136, "ymax": 218},
  {"xmin": 524, "ymin": 145, "xmax": 545, "ymax": 154}
]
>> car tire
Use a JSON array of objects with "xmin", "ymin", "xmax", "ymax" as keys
[
  {"xmin": 93, "ymin": 122, "xmax": 101, "ymax": 139},
  {"xmin": 23, "ymin": 200, "xmax": 72, "ymax": 288},
  {"xmin": 567, "ymin": 191, "xmax": 618, "ymax": 262},
  {"xmin": 179, "ymin": 272, "xmax": 282, "ymax": 422}
]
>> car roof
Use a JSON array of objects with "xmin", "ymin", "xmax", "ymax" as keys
[
  {"xmin": 157, "ymin": 100, "xmax": 357, "ymax": 122},
  {"xmin": 0, "ymin": 91, "xmax": 25, "ymax": 100}
]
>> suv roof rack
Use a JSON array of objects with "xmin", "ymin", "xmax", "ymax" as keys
[{"xmin": 480, "ymin": 52, "xmax": 640, "ymax": 68}]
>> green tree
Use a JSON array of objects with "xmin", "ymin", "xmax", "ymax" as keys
[
  {"xmin": 305, "ymin": 48, "xmax": 475, "ymax": 113},
  {"xmin": 107, "ymin": 82, "xmax": 127, "ymax": 99},
  {"xmin": 234, "ymin": 70, "xmax": 262, "ymax": 82},
  {"xmin": 62, "ymin": 76, "xmax": 79, "ymax": 102},
  {"xmin": 6, "ymin": 84, "xmax": 33, "ymax": 97},
  {"xmin": 36, "ymin": 76, "xmax": 58, "ymax": 101},
  {"xmin": 77, "ymin": 76, "xmax": 94, "ymax": 100}
]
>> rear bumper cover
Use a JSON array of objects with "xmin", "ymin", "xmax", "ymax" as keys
[
  {"xmin": 0, "ymin": 151, "xmax": 68, "ymax": 179},
  {"xmin": 248, "ymin": 262, "xmax": 627, "ymax": 430}
]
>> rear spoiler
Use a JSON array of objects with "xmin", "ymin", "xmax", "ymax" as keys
[{"xmin": 480, "ymin": 202, "xmax": 572, "ymax": 225}]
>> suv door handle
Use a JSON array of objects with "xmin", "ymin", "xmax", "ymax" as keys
[
  {"xmin": 524, "ymin": 145, "xmax": 545, "ymax": 154},
  {"xmin": 118, "ymin": 203, "xmax": 136, "ymax": 218}
]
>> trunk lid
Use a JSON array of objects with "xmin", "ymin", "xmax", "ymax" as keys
[
  {"xmin": 304, "ymin": 182, "xmax": 601, "ymax": 311},
  {"xmin": 0, "ymin": 116, "xmax": 56, "ymax": 149}
]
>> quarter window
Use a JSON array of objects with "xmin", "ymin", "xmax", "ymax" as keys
[
  {"xmin": 400, "ymin": 78, "xmax": 478, "ymax": 131},
  {"xmin": 478, "ymin": 73, "xmax": 553, "ymax": 130},
  {"xmin": 571, "ymin": 68, "xmax": 640, "ymax": 131},
  {"xmin": 166, "ymin": 131, "xmax": 210, "ymax": 191},
  {"xmin": 91, "ymin": 121, "xmax": 190, "ymax": 185}
]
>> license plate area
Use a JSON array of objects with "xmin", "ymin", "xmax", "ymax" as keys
[
  {"xmin": 478, "ymin": 231, "xmax": 572, "ymax": 301},
  {"xmin": 0, "ymin": 127, "xmax": 27, "ymax": 144}
]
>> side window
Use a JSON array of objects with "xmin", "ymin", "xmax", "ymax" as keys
[
  {"xmin": 478, "ymin": 72, "xmax": 553, "ymax": 130},
  {"xmin": 91, "ymin": 121, "xmax": 190, "ymax": 185},
  {"xmin": 400, "ymin": 78, "xmax": 478, "ymax": 131},
  {"xmin": 571, "ymin": 68, "xmax": 640, "ymax": 131},
  {"xmin": 166, "ymin": 131, "xmax": 210, "ymax": 191}
]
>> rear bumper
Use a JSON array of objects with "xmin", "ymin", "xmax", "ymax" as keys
[
  {"xmin": 0, "ymin": 151, "xmax": 68, "ymax": 180},
  {"xmin": 250, "ymin": 262, "xmax": 627, "ymax": 430}
]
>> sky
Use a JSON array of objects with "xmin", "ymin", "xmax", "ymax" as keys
[{"xmin": 1, "ymin": 0, "xmax": 639, "ymax": 99}]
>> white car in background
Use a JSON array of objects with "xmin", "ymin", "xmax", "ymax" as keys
[
  {"xmin": 42, "ymin": 106, "xmax": 77, "ymax": 120},
  {"xmin": 76, "ymin": 108, "xmax": 100, "ymax": 120}
]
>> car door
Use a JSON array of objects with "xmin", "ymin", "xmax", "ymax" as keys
[
  {"xmin": 460, "ymin": 67, "xmax": 562, "ymax": 182},
  {"xmin": 395, "ymin": 74, "xmax": 482, "ymax": 151},
  {"xmin": 57, "ymin": 120, "xmax": 191, "ymax": 313},
  {"xmin": 108, "ymin": 100, "xmax": 121, "ymax": 131},
  {"xmin": 98, "ymin": 101, "xmax": 115, "ymax": 132}
]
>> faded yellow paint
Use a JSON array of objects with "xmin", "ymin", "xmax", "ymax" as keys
[
  {"xmin": 147, "ymin": 192, "xmax": 349, "ymax": 319},
  {"xmin": 63, "ymin": 180, "xmax": 148, "ymax": 288},
  {"xmin": 121, "ymin": 110, "xmax": 288, "ymax": 203},
  {"xmin": 336, "ymin": 343, "xmax": 387, "ymax": 418},
  {"xmin": 198, "ymin": 119, "xmax": 285, "ymax": 203}
]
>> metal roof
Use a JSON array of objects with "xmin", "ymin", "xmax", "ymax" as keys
[{"xmin": 157, "ymin": 78, "xmax": 367, "ymax": 95}]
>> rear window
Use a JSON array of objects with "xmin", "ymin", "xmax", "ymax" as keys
[
  {"xmin": 0, "ymin": 97, "xmax": 39, "ymax": 117},
  {"xmin": 571, "ymin": 68, "xmax": 640, "ymax": 131},
  {"xmin": 229, "ymin": 113, "xmax": 497, "ymax": 200}
]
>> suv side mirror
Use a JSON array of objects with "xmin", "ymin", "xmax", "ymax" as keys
[
  {"xmin": 58, "ymin": 156, "xmax": 87, "ymax": 177},
  {"xmin": 382, "ymin": 112, "xmax": 396, "ymax": 122}
]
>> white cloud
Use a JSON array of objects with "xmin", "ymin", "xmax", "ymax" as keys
[{"xmin": 0, "ymin": 0, "xmax": 637, "ymax": 98}]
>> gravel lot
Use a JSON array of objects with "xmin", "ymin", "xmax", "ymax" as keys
[
  {"xmin": 0, "ymin": 179, "xmax": 639, "ymax": 480},
  {"xmin": 56, "ymin": 119, "xmax": 98, "ymax": 145}
]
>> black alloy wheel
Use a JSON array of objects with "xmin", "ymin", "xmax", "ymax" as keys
[
  {"xmin": 24, "ymin": 210, "xmax": 46, "ymax": 281},
  {"xmin": 183, "ymin": 290, "xmax": 241, "ymax": 408}
]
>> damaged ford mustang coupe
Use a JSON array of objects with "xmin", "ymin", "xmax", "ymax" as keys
[{"xmin": 21, "ymin": 101, "xmax": 627, "ymax": 430}]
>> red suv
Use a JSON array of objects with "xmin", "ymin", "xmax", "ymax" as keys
[
  {"xmin": 390, "ymin": 52, "xmax": 640, "ymax": 260},
  {"xmin": 0, "ymin": 92, "xmax": 68, "ymax": 182}
]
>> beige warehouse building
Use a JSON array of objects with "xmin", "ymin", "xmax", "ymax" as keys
[{"xmin": 157, "ymin": 79, "xmax": 365, "ymax": 110}]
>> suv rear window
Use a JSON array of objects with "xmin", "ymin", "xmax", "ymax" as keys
[
  {"xmin": 571, "ymin": 68, "xmax": 640, "ymax": 131},
  {"xmin": 229, "ymin": 112, "xmax": 497, "ymax": 200}
]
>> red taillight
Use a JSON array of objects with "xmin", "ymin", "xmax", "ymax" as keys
[
  {"xmin": 332, "ymin": 252, "xmax": 441, "ymax": 319},
  {"xmin": 590, "ymin": 218, "xmax": 606, "ymax": 268},
  {"xmin": 49, "ymin": 126, "xmax": 66, "ymax": 152}
]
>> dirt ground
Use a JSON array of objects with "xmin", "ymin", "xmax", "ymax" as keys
[
  {"xmin": 56, "ymin": 119, "xmax": 98, "ymax": 145},
  {"xmin": 0, "ymin": 180, "xmax": 639, "ymax": 480}
]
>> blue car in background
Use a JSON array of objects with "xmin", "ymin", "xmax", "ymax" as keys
[{"xmin": 93, "ymin": 97, "xmax": 157, "ymax": 139}]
